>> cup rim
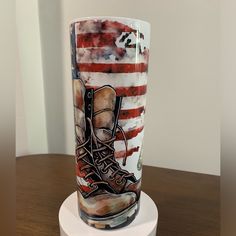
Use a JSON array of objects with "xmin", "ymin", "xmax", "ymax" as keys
[{"xmin": 69, "ymin": 16, "xmax": 150, "ymax": 27}]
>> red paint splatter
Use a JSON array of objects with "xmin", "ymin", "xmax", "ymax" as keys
[
  {"xmin": 115, "ymin": 146, "xmax": 140, "ymax": 158},
  {"xmin": 79, "ymin": 185, "xmax": 92, "ymax": 193},
  {"xmin": 116, "ymin": 126, "xmax": 144, "ymax": 140}
]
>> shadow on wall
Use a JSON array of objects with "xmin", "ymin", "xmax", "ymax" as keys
[{"xmin": 38, "ymin": 0, "xmax": 66, "ymax": 153}]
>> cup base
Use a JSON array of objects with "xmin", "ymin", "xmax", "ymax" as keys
[{"xmin": 59, "ymin": 191, "xmax": 158, "ymax": 236}]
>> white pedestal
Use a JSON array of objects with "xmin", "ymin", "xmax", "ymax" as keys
[{"xmin": 59, "ymin": 191, "xmax": 158, "ymax": 236}]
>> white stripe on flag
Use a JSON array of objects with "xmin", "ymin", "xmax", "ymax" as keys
[
  {"xmin": 118, "ymin": 115, "xmax": 144, "ymax": 132},
  {"xmin": 75, "ymin": 21, "xmax": 130, "ymax": 34},
  {"xmin": 76, "ymin": 48, "xmax": 147, "ymax": 64},
  {"xmin": 121, "ymin": 95, "xmax": 146, "ymax": 110},
  {"xmin": 80, "ymin": 72, "xmax": 147, "ymax": 88}
]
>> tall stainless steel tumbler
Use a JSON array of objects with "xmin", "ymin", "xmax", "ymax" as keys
[{"xmin": 70, "ymin": 16, "xmax": 150, "ymax": 229}]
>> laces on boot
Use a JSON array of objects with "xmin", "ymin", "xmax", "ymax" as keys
[
  {"xmin": 87, "ymin": 118, "xmax": 134, "ymax": 185},
  {"xmin": 75, "ymin": 125, "xmax": 108, "ymax": 187}
]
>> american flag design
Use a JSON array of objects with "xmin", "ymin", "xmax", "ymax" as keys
[{"xmin": 70, "ymin": 18, "xmax": 150, "ymax": 227}]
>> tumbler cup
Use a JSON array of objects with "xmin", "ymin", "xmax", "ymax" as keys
[{"xmin": 70, "ymin": 16, "xmax": 150, "ymax": 229}]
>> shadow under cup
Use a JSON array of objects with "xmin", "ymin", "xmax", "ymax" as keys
[{"xmin": 70, "ymin": 16, "xmax": 150, "ymax": 230}]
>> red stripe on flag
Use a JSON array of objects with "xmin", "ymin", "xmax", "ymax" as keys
[
  {"xmin": 78, "ymin": 63, "xmax": 148, "ymax": 73},
  {"xmin": 87, "ymin": 85, "xmax": 146, "ymax": 97},
  {"xmin": 115, "ymin": 146, "xmax": 140, "ymax": 159},
  {"xmin": 116, "ymin": 126, "xmax": 144, "ymax": 140},
  {"xmin": 77, "ymin": 33, "xmax": 118, "ymax": 48},
  {"xmin": 77, "ymin": 33, "xmax": 138, "ymax": 48},
  {"xmin": 119, "ymin": 106, "xmax": 145, "ymax": 119}
]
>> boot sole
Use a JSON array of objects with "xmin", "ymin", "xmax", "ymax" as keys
[{"xmin": 79, "ymin": 200, "xmax": 139, "ymax": 230}]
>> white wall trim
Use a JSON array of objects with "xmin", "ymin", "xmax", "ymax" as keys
[{"xmin": 16, "ymin": 0, "xmax": 48, "ymax": 155}]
